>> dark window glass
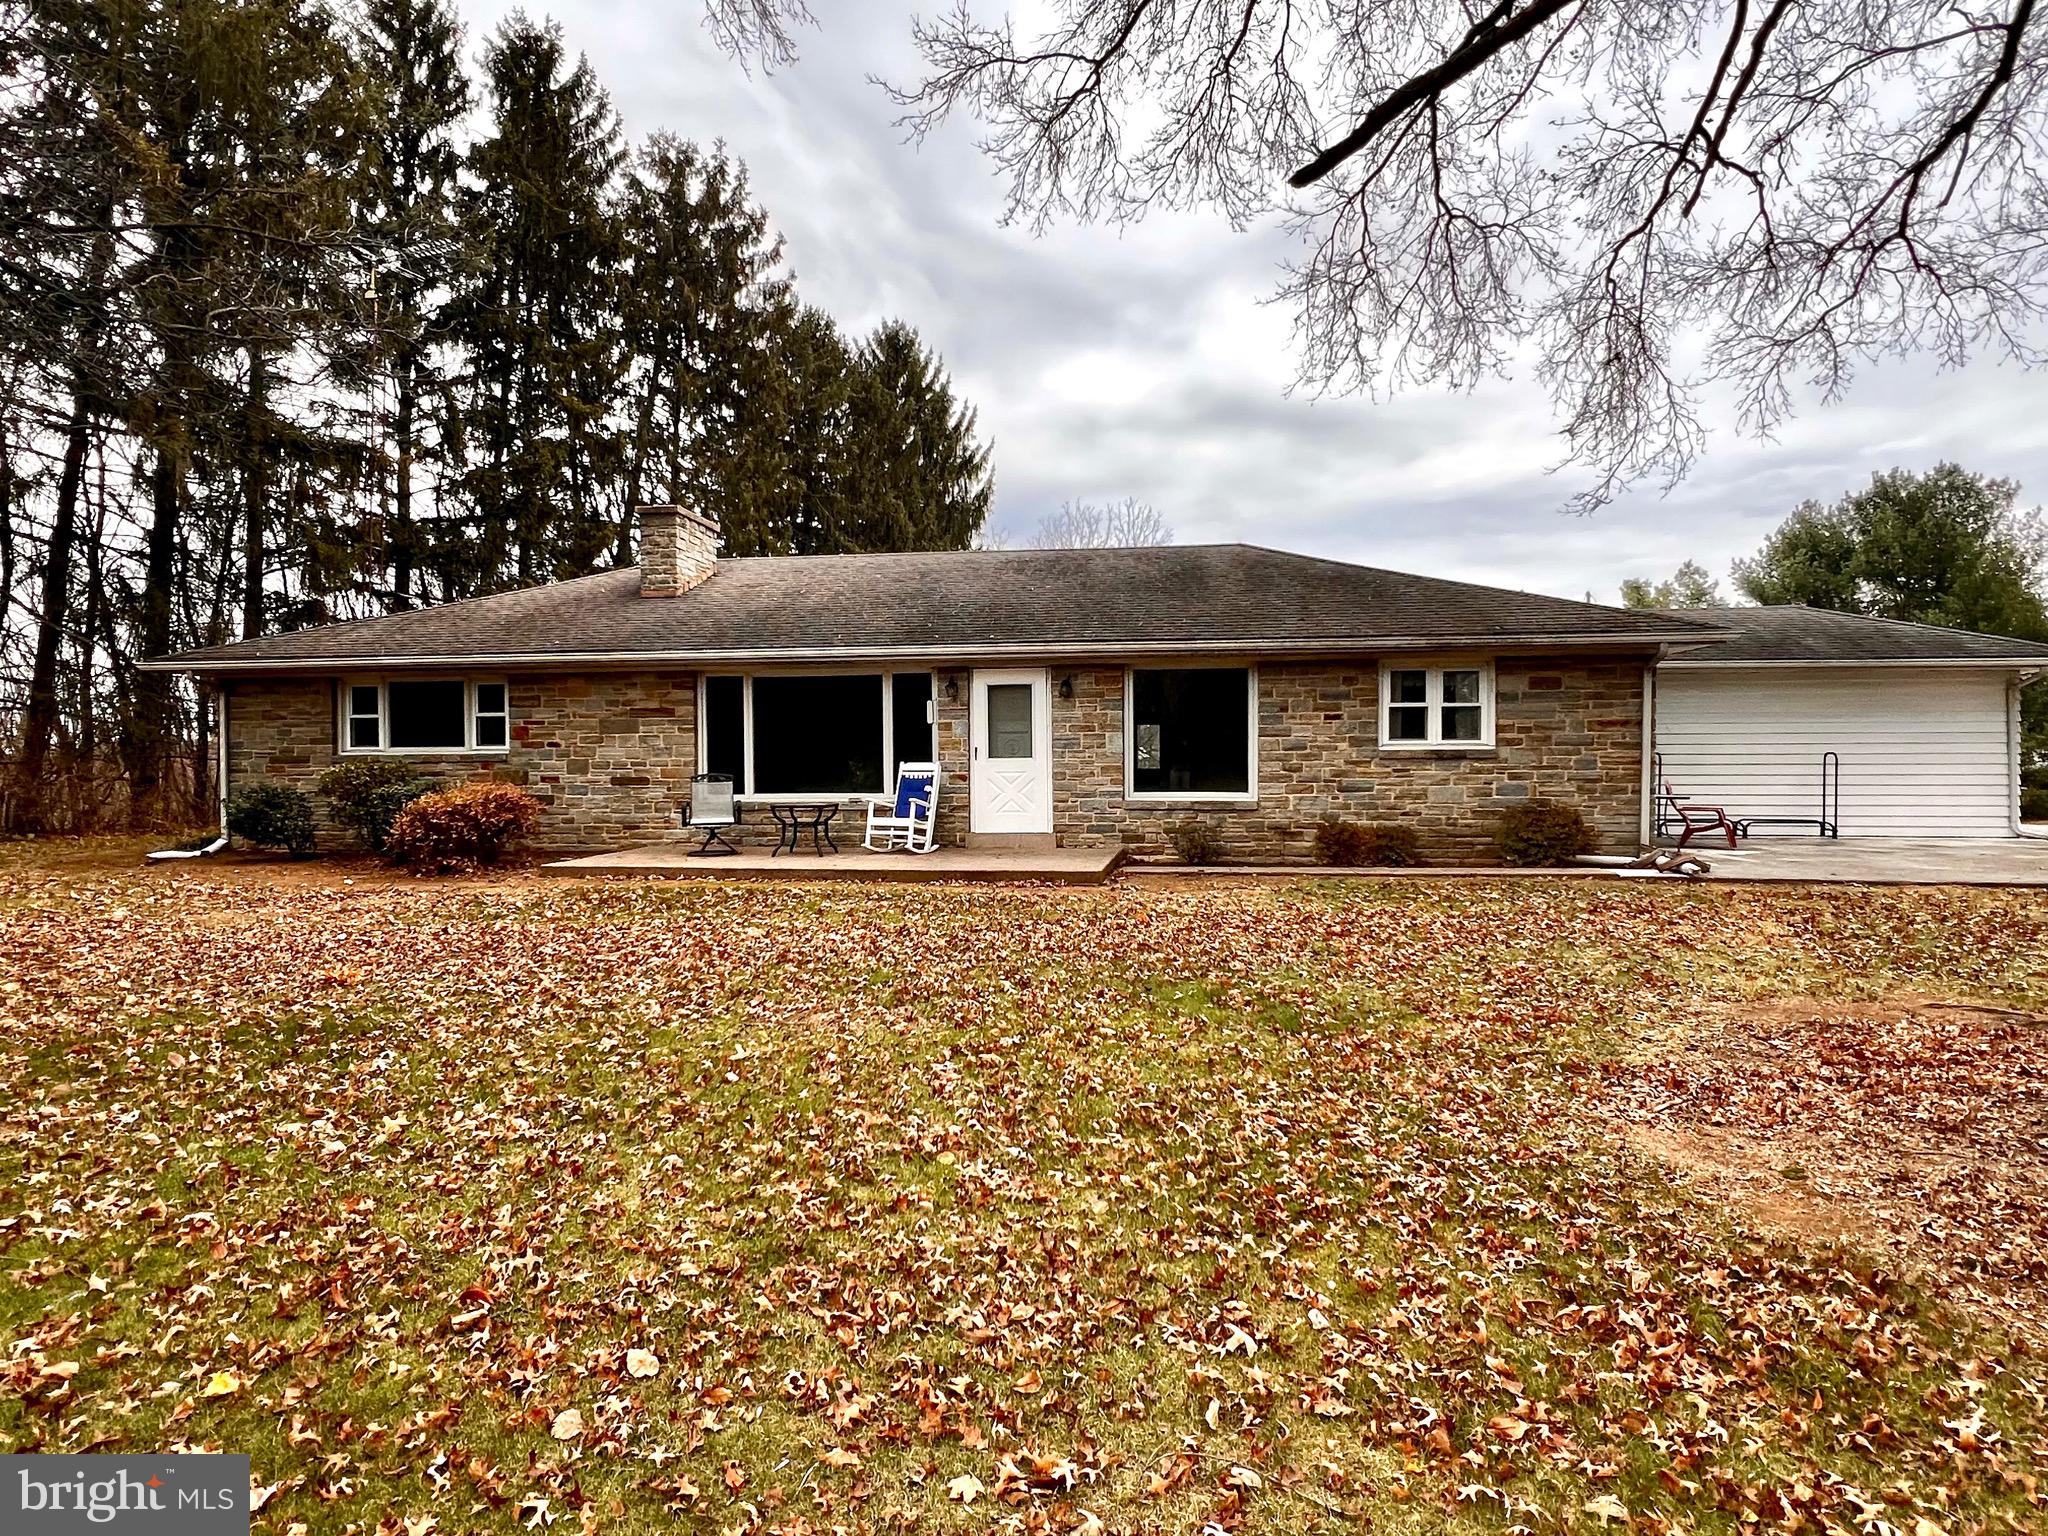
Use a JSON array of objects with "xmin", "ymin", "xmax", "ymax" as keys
[
  {"xmin": 890, "ymin": 673, "xmax": 934, "ymax": 778},
  {"xmin": 1385, "ymin": 668, "xmax": 1429, "ymax": 741},
  {"xmin": 752, "ymin": 674, "xmax": 883, "ymax": 794},
  {"xmin": 347, "ymin": 685, "xmax": 381, "ymax": 750},
  {"xmin": 473, "ymin": 683, "xmax": 508, "ymax": 748},
  {"xmin": 1130, "ymin": 668, "xmax": 1250, "ymax": 794},
  {"xmin": 1441, "ymin": 669, "xmax": 1484, "ymax": 741},
  {"xmin": 703, "ymin": 676, "xmax": 745, "ymax": 783},
  {"xmin": 386, "ymin": 679, "xmax": 466, "ymax": 750}
]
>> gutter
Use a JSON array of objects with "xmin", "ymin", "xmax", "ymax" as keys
[
  {"xmin": 1662, "ymin": 656, "xmax": 2048, "ymax": 670},
  {"xmin": 141, "ymin": 628, "xmax": 1737, "ymax": 675}
]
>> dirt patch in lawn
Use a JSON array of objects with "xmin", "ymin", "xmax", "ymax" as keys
[{"xmin": 1601, "ymin": 993, "xmax": 2048, "ymax": 1345}]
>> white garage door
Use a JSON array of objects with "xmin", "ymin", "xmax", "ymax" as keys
[{"xmin": 1656, "ymin": 667, "xmax": 2015, "ymax": 838}]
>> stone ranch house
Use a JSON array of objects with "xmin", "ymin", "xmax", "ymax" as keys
[{"xmin": 150, "ymin": 507, "xmax": 1754, "ymax": 863}]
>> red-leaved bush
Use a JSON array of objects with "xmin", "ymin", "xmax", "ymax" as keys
[{"xmin": 385, "ymin": 781, "xmax": 542, "ymax": 872}]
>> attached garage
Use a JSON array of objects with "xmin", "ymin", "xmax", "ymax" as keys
[{"xmin": 1654, "ymin": 607, "xmax": 2048, "ymax": 840}]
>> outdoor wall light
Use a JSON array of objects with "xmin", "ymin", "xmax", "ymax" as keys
[
  {"xmin": 943, "ymin": 676, "xmax": 959, "ymax": 702},
  {"xmin": 1059, "ymin": 675, "xmax": 1075, "ymax": 699}
]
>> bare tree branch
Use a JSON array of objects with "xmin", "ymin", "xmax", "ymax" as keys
[{"xmin": 887, "ymin": 0, "xmax": 2048, "ymax": 508}]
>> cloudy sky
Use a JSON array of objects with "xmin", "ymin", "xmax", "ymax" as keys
[{"xmin": 477, "ymin": 0, "xmax": 2048, "ymax": 604}]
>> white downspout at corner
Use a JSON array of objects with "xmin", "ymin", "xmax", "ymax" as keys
[
  {"xmin": 217, "ymin": 685, "xmax": 230, "ymax": 835},
  {"xmin": 2014, "ymin": 671, "xmax": 2045, "ymax": 838},
  {"xmin": 1638, "ymin": 662, "xmax": 1657, "ymax": 848}
]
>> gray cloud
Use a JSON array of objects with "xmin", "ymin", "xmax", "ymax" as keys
[{"xmin": 475, "ymin": 0, "xmax": 2048, "ymax": 603}]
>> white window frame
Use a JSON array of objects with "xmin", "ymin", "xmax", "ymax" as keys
[
  {"xmin": 697, "ymin": 669, "xmax": 936, "ymax": 803},
  {"xmin": 1378, "ymin": 660, "xmax": 1495, "ymax": 750},
  {"xmin": 1122, "ymin": 663, "xmax": 1260, "ymax": 805},
  {"xmin": 337, "ymin": 676, "xmax": 511, "ymax": 756}
]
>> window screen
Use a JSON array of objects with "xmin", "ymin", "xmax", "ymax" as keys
[{"xmin": 984, "ymin": 683, "xmax": 1034, "ymax": 760}]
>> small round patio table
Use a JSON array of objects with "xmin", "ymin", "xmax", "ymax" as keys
[{"xmin": 769, "ymin": 802, "xmax": 839, "ymax": 856}]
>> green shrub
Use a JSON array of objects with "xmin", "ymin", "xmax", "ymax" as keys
[
  {"xmin": 1166, "ymin": 819, "xmax": 1226, "ymax": 866},
  {"xmin": 316, "ymin": 758, "xmax": 434, "ymax": 851},
  {"xmin": 1493, "ymin": 798, "xmax": 1595, "ymax": 866},
  {"xmin": 2023, "ymin": 783, "xmax": 2048, "ymax": 824},
  {"xmin": 1312, "ymin": 820, "xmax": 1423, "ymax": 866},
  {"xmin": 386, "ymin": 781, "xmax": 543, "ymax": 872},
  {"xmin": 225, "ymin": 782, "xmax": 316, "ymax": 858}
]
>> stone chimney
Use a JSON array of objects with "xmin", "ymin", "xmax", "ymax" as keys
[{"xmin": 637, "ymin": 505, "xmax": 719, "ymax": 597}]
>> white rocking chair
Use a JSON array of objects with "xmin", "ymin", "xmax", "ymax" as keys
[{"xmin": 863, "ymin": 761, "xmax": 939, "ymax": 853}]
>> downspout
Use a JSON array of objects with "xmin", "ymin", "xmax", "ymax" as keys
[
  {"xmin": 217, "ymin": 683, "xmax": 230, "ymax": 833},
  {"xmin": 146, "ymin": 683, "xmax": 230, "ymax": 861},
  {"xmin": 1638, "ymin": 661, "xmax": 1657, "ymax": 848},
  {"xmin": 2014, "ymin": 671, "xmax": 2044, "ymax": 838}
]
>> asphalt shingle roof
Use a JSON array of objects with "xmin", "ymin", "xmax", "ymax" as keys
[
  {"xmin": 155, "ymin": 544, "xmax": 1726, "ymax": 670},
  {"xmin": 1658, "ymin": 605, "xmax": 2048, "ymax": 665}
]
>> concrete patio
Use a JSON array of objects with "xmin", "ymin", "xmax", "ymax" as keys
[
  {"xmin": 543, "ymin": 842, "xmax": 1126, "ymax": 884},
  {"xmin": 1680, "ymin": 835, "xmax": 2048, "ymax": 886}
]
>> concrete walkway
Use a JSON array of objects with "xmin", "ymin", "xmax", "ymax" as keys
[
  {"xmin": 543, "ymin": 842, "xmax": 1125, "ymax": 884},
  {"xmin": 1684, "ymin": 836, "xmax": 2048, "ymax": 886}
]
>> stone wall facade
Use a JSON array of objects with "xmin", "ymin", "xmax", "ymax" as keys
[
  {"xmin": 222, "ymin": 652, "xmax": 1650, "ymax": 861},
  {"xmin": 223, "ymin": 670, "xmax": 696, "ymax": 852},
  {"xmin": 1034, "ymin": 656, "xmax": 1646, "ymax": 862}
]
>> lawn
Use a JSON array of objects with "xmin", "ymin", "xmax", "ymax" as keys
[{"xmin": 3, "ymin": 853, "xmax": 2046, "ymax": 1536}]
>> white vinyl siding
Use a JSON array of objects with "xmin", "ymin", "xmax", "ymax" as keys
[{"xmin": 1656, "ymin": 667, "xmax": 2013, "ymax": 838}]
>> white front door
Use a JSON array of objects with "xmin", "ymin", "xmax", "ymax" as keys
[{"xmin": 970, "ymin": 669, "xmax": 1052, "ymax": 835}]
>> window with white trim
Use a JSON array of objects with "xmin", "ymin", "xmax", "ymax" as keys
[
  {"xmin": 1379, "ymin": 663, "xmax": 1493, "ymax": 747},
  {"xmin": 699, "ymin": 672, "xmax": 935, "ymax": 798},
  {"xmin": 1125, "ymin": 666, "xmax": 1257, "ymax": 799},
  {"xmin": 340, "ymin": 678, "xmax": 510, "ymax": 754}
]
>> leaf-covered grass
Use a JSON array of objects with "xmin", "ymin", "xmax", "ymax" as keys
[{"xmin": 3, "ymin": 860, "xmax": 2046, "ymax": 1536}]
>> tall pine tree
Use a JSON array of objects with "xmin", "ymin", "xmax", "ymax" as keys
[
  {"xmin": 616, "ymin": 132, "xmax": 790, "ymax": 565},
  {"xmin": 355, "ymin": 0, "xmax": 469, "ymax": 609},
  {"xmin": 454, "ymin": 13, "xmax": 625, "ymax": 593},
  {"xmin": 841, "ymin": 319, "xmax": 991, "ymax": 551}
]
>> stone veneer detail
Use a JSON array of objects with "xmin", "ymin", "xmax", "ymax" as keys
[
  {"xmin": 224, "ymin": 653, "xmax": 1648, "ymax": 860},
  {"xmin": 636, "ymin": 505, "xmax": 718, "ymax": 597},
  {"xmin": 224, "ymin": 671, "xmax": 695, "ymax": 851}
]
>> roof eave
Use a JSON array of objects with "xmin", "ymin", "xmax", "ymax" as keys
[
  {"xmin": 144, "ymin": 627, "xmax": 1732, "ymax": 674},
  {"xmin": 1661, "ymin": 655, "xmax": 2048, "ymax": 669}
]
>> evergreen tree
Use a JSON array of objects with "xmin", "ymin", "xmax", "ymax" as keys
[
  {"xmin": 354, "ymin": 0, "xmax": 470, "ymax": 609},
  {"xmin": 114, "ymin": 0, "xmax": 366, "ymax": 821},
  {"xmin": 0, "ymin": 3, "xmax": 999, "ymax": 829},
  {"xmin": 454, "ymin": 13, "xmax": 625, "ymax": 593},
  {"xmin": 730, "ymin": 305, "xmax": 856, "ymax": 556},
  {"xmin": 841, "ymin": 319, "xmax": 991, "ymax": 551},
  {"xmin": 0, "ymin": 0, "xmax": 138, "ymax": 828},
  {"xmin": 616, "ymin": 133, "xmax": 789, "ymax": 563}
]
